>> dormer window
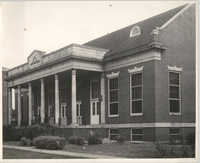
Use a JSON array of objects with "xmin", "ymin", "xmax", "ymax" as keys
[{"xmin": 129, "ymin": 26, "xmax": 141, "ymax": 38}]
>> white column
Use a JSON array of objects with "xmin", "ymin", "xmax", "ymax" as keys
[
  {"xmin": 55, "ymin": 74, "xmax": 59, "ymax": 125},
  {"xmin": 17, "ymin": 86, "xmax": 21, "ymax": 127},
  {"xmin": 100, "ymin": 73, "xmax": 106, "ymax": 124},
  {"xmin": 8, "ymin": 88, "xmax": 12, "ymax": 125},
  {"xmin": 71, "ymin": 69, "xmax": 77, "ymax": 125},
  {"xmin": 28, "ymin": 83, "xmax": 32, "ymax": 126},
  {"xmin": 40, "ymin": 78, "xmax": 45, "ymax": 123}
]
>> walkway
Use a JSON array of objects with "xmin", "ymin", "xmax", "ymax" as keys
[{"xmin": 3, "ymin": 145, "xmax": 121, "ymax": 159}]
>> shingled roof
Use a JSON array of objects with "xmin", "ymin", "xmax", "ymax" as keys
[{"xmin": 84, "ymin": 4, "xmax": 187, "ymax": 61}]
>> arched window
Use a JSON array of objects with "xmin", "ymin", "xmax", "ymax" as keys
[{"xmin": 129, "ymin": 26, "xmax": 141, "ymax": 38}]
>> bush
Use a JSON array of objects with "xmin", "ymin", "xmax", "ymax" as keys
[
  {"xmin": 116, "ymin": 135, "xmax": 125, "ymax": 144},
  {"xmin": 68, "ymin": 136, "xmax": 85, "ymax": 145},
  {"xmin": 33, "ymin": 136, "xmax": 66, "ymax": 150},
  {"xmin": 186, "ymin": 132, "xmax": 195, "ymax": 150},
  {"xmin": 20, "ymin": 137, "xmax": 32, "ymax": 146},
  {"xmin": 88, "ymin": 135, "xmax": 102, "ymax": 145}
]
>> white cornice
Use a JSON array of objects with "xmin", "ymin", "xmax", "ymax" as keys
[
  {"xmin": 106, "ymin": 71, "xmax": 120, "ymax": 79},
  {"xmin": 168, "ymin": 65, "xmax": 183, "ymax": 71},
  {"xmin": 128, "ymin": 66, "xmax": 144, "ymax": 74},
  {"xmin": 105, "ymin": 50, "xmax": 161, "ymax": 71}
]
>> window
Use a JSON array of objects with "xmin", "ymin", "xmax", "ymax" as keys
[
  {"xmin": 130, "ymin": 72, "xmax": 143, "ymax": 115},
  {"xmin": 169, "ymin": 72, "xmax": 181, "ymax": 115},
  {"xmin": 131, "ymin": 128, "xmax": 144, "ymax": 142},
  {"xmin": 109, "ymin": 129, "xmax": 119, "ymax": 140},
  {"xmin": 169, "ymin": 128, "xmax": 182, "ymax": 144},
  {"xmin": 91, "ymin": 80, "xmax": 99, "ymax": 99},
  {"xmin": 108, "ymin": 77, "xmax": 119, "ymax": 116},
  {"xmin": 130, "ymin": 26, "xmax": 141, "ymax": 38}
]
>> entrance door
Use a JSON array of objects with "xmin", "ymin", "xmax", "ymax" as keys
[
  {"xmin": 60, "ymin": 103, "xmax": 67, "ymax": 126},
  {"xmin": 90, "ymin": 80, "xmax": 100, "ymax": 125},
  {"xmin": 90, "ymin": 100, "xmax": 99, "ymax": 124}
]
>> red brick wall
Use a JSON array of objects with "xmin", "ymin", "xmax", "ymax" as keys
[
  {"xmin": 105, "ymin": 60, "xmax": 156, "ymax": 124},
  {"xmin": 155, "ymin": 5, "xmax": 195, "ymax": 123},
  {"xmin": 2, "ymin": 70, "xmax": 8, "ymax": 126}
]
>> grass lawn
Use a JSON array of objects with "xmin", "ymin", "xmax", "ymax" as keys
[
  {"xmin": 3, "ymin": 141, "xmax": 194, "ymax": 158},
  {"xmin": 63, "ymin": 142, "xmax": 161, "ymax": 158},
  {"xmin": 3, "ymin": 148, "xmax": 86, "ymax": 159}
]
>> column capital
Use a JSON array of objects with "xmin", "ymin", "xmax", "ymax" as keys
[
  {"xmin": 101, "ymin": 72, "xmax": 105, "ymax": 78},
  {"xmin": 17, "ymin": 85, "xmax": 21, "ymax": 89},
  {"xmin": 55, "ymin": 74, "xmax": 59, "ymax": 80},
  {"xmin": 72, "ymin": 69, "xmax": 76, "ymax": 75}
]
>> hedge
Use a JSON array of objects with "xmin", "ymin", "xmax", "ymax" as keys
[{"xmin": 33, "ymin": 136, "xmax": 66, "ymax": 150}]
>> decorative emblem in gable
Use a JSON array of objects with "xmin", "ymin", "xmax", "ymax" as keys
[
  {"xmin": 130, "ymin": 26, "xmax": 141, "ymax": 38},
  {"xmin": 28, "ymin": 50, "xmax": 44, "ymax": 68}
]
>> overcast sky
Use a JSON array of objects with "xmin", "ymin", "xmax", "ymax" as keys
[{"xmin": 0, "ymin": 1, "xmax": 192, "ymax": 68}]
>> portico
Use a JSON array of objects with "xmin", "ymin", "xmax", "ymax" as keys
[{"xmin": 7, "ymin": 44, "xmax": 108, "ymax": 127}]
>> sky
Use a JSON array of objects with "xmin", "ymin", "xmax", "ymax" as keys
[{"xmin": 0, "ymin": 1, "xmax": 193, "ymax": 69}]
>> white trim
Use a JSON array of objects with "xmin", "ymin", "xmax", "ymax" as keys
[
  {"xmin": 129, "ymin": 70, "xmax": 143, "ymax": 116},
  {"xmin": 107, "ymin": 76, "xmax": 119, "ymax": 117},
  {"xmin": 129, "ymin": 26, "xmax": 141, "ymax": 38},
  {"xmin": 128, "ymin": 66, "xmax": 144, "ymax": 74},
  {"xmin": 168, "ymin": 71, "xmax": 182, "ymax": 115},
  {"xmin": 106, "ymin": 71, "xmax": 120, "ymax": 79},
  {"xmin": 59, "ymin": 122, "xmax": 195, "ymax": 128},
  {"xmin": 105, "ymin": 50, "xmax": 161, "ymax": 71},
  {"xmin": 130, "ymin": 128, "xmax": 144, "ymax": 142},
  {"xmin": 160, "ymin": 4, "xmax": 192, "ymax": 30},
  {"xmin": 168, "ymin": 65, "xmax": 183, "ymax": 72},
  {"xmin": 131, "ymin": 113, "xmax": 143, "ymax": 116}
]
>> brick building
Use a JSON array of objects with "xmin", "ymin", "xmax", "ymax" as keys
[{"xmin": 2, "ymin": 4, "xmax": 196, "ymax": 143}]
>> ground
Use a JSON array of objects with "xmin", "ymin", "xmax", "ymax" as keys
[
  {"xmin": 3, "ymin": 148, "xmax": 85, "ymax": 159},
  {"xmin": 3, "ymin": 141, "xmax": 195, "ymax": 159}
]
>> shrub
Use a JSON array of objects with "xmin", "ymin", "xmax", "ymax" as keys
[
  {"xmin": 88, "ymin": 135, "xmax": 102, "ymax": 145},
  {"xmin": 33, "ymin": 136, "xmax": 66, "ymax": 150},
  {"xmin": 186, "ymin": 132, "xmax": 195, "ymax": 150},
  {"xmin": 68, "ymin": 136, "xmax": 85, "ymax": 145},
  {"xmin": 155, "ymin": 142, "xmax": 167, "ymax": 157},
  {"xmin": 116, "ymin": 135, "xmax": 125, "ymax": 144},
  {"xmin": 20, "ymin": 137, "xmax": 32, "ymax": 146}
]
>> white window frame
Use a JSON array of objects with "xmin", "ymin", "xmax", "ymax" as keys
[
  {"xmin": 168, "ymin": 68, "xmax": 182, "ymax": 116},
  {"xmin": 107, "ymin": 72, "xmax": 120, "ymax": 117},
  {"xmin": 129, "ymin": 66, "xmax": 143, "ymax": 116},
  {"xmin": 109, "ymin": 128, "xmax": 120, "ymax": 141},
  {"xmin": 130, "ymin": 128, "xmax": 144, "ymax": 143},
  {"xmin": 90, "ymin": 79, "xmax": 99, "ymax": 100},
  {"xmin": 169, "ymin": 128, "xmax": 182, "ymax": 144}
]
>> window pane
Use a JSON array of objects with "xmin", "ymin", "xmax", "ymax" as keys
[
  {"xmin": 132, "ymin": 135, "xmax": 143, "ymax": 141},
  {"xmin": 132, "ymin": 73, "xmax": 142, "ymax": 86},
  {"xmin": 169, "ymin": 128, "xmax": 180, "ymax": 134},
  {"xmin": 132, "ymin": 129, "xmax": 143, "ymax": 134},
  {"xmin": 132, "ymin": 100, "xmax": 142, "ymax": 113},
  {"xmin": 92, "ymin": 103, "xmax": 95, "ymax": 115},
  {"xmin": 170, "ymin": 100, "xmax": 180, "ymax": 113},
  {"xmin": 169, "ymin": 72, "xmax": 179, "ymax": 85},
  {"xmin": 110, "ymin": 90, "xmax": 118, "ymax": 102},
  {"xmin": 91, "ymin": 81, "xmax": 99, "ymax": 99},
  {"xmin": 132, "ymin": 87, "xmax": 142, "ymax": 99},
  {"xmin": 110, "ymin": 103, "xmax": 118, "ymax": 115},
  {"xmin": 110, "ymin": 78, "xmax": 118, "ymax": 90},
  {"xmin": 170, "ymin": 86, "xmax": 179, "ymax": 98},
  {"xmin": 110, "ymin": 129, "xmax": 119, "ymax": 134}
]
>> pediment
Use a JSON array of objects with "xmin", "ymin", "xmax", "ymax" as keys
[{"xmin": 28, "ymin": 50, "xmax": 45, "ymax": 68}]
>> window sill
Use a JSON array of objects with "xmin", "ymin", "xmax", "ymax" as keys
[
  {"xmin": 169, "ymin": 112, "xmax": 181, "ymax": 116},
  {"xmin": 130, "ymin": 141, "xmax": 144, "ymax": 144},
  {"xmin": 130, "ymin": 113, "xmax": 143, "ymax": 116},
  {"xmin": 108, "ymin": 115, "xmax": 119, "ymax": 118}
]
